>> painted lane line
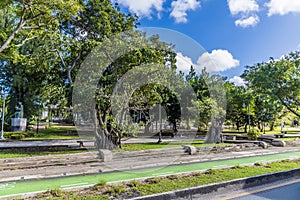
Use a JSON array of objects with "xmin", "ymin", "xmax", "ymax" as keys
[
  {"xmin": 212, "ymin": 165, "xmax": 229, "ymax": 169},
  {"xmin": 152, "ymin": 172, "xmax": 174, "ymax": 176},
  {"xmin": 61, "ymin": 182, "xmax": 90, "ymax": 188},
  {"xmin": 0, "ymin": 182, "xmax": 16, "ymax": 190},
  {"xmin": 216, "ymin": 179, "xmax": 300, "ymax": 200}
]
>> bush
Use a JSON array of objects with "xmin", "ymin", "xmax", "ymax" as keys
[
  {"xmin": 4, "ymin": 131, "xmax": 36, "ymax": 140},
  {"xmin": 247, "ymin": 129, "xmax": 261, "ymax": 140}
]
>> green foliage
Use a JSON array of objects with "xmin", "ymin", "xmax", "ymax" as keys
[
  {"xmin": 4, "ymin": 131, "xmax": 35, "ymax": 139},
  {"xmin": 247, "ymin": 129, "xmax": 261, "ymax": 140},
  {"xmin": 243, "ymin": 52, "xmax": 300, "ymax": 118},
  {"xmin": 49, "ymin": 188, "xmax": 63, "ymax": 197},
  {"xmin": 97, "ymin": 179, "xmax": 107, "ymax": 186}
]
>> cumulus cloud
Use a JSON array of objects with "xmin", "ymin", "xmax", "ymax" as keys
[
  {"xmin": 117, "ymin": 0, "xmax": 165, "ymax": 17},
  {"xmin": 227, "ymin": 0, "xmax": 260, "ymax": 28},
  {"xmin": 170, "ymin": 0, "xmax": 201, "ymax": 23},
  {"xmin": 266, "ymin": 0, "xmax": 300, "ymax": 16},
  {"xmin": 175, "ymin": 52, "xmax": 195, "ymax": 73},
  {"xmin": 197, "ymin": 49, "xmax": 240, "ymax": 73},
  {"xmin": 235, "ymin": 15, "xmax": 260, "ymax": 27},
  {"xmin": 228, "ymin": 0, "xmax": 259, "ymax": 15},
  {"xmin": 229, "ymin": 76, "xmax": 245, "ymax": 86}
]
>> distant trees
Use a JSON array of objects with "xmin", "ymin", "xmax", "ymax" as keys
[{"xmin": 243, "ymin": 52, "xmax": 300, "ymax": 118}]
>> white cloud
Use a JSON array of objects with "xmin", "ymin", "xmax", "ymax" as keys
[
  {"xmin": 235, "ymin": 15, "xmax": 260, "ymax": 27},
  {"xmin": 227, "ymin": 0, "xmax": 260, "ymax": 28},
  {"xmin": 229, "ymin": 76, "xmax": 245, "ymax": 86},
  {"xmin": 266, "ymin": 0, "xmax": 300, "ymax": 16},
  {"xmin": 117, "ymin": 0, "xmax": 165, "ymax": 17},
  {"xmin": 175, "ymin": 52, "xmax": 195, "ymax": 73},
  {"xmin": 228, "ymin": 0, "xmax": 259, "ymax": 15},
  {"xmin": 170, "ymin": 0, "xmax": 201, "ymax": 23},
  {"xmin": 197, "ymin": 49, "xmax": 240, "ymax": 73}
]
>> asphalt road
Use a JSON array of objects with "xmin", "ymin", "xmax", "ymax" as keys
[{"xmin": 227, "ymin": 179, "xmax": 300, "ymax": 200}]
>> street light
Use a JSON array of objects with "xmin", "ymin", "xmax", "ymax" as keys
[
  {"xmin": 157, "ymin": 104, "xmax": 162, "ymax": 143},
  {"xmin": 0, "ymin": 87, "xmax": 6, "ymax": 140},
  {"xmin": 34, "ymin": 97, "xmax": 41, "ymax": 135}
]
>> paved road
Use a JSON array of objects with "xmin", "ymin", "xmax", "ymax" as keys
[{"xmin": 219, "ymin": 179, "xmax": 300, "ymax": 200}]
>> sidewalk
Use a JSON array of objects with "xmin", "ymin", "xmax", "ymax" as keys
[{"xmin": 1, "ymin": 144, "xmax": 300, "ymax": 183}]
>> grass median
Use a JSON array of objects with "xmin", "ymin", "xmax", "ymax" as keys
[{"xmin": 32, "ymin": 159, "xmax": 300, "ymax": 200}]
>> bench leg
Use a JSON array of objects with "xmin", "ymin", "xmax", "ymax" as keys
[{"xmin": 79, "ymin": 142, "xmax": 84, "ymax": 148}]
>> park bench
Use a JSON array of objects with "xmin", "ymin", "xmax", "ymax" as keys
[
  {"xmin": 274, "ymin": 134, "xmax": 285, "ymax": 138},
  {"xmin": 76, "ymin": 140, "xmax": 96, "ymax": 148}
]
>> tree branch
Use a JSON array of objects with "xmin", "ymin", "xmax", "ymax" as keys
[
  {"xmin": 0, "ymin": 7, "xmax": 27, "ymax": 53},
  {"xmin": 15, "ymin": 36, "xmax": 38, "ymax": 47}
]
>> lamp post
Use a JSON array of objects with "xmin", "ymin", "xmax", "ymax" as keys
[
  {"xmin": 1, "ymin": 87, "xmax": 6, "ymax": 140},
  {"xmin": 34, "ymin": 97, "xmax": 41, "ymax": 135},
  {"xmin": 157, "ymin": 104, "xmax": 162, "ymax": 143},
  {"xmin": 37, "ymin": 101, "xmax": 40, "ymax": 135}
]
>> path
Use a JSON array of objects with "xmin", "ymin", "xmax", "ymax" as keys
[{"xmin": 0, "ymin": 151, "xmax": 300, "ymax": 198}]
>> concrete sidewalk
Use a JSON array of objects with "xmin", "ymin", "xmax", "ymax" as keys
[{"xmin": 1, "ymin": 144, "xmax": 300, "ymax": 183}]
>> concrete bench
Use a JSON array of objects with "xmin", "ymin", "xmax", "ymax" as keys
[{"xmin": 76, "ymin": 140, "xmax": 95, "ymax": 148}]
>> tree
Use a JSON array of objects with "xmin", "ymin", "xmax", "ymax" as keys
[
  {"xmin": 225, "ymin": 82, "xmax": 251, "ymax": 132},
  {"xmin": 242, "ymin": 52, "xmax": 300, "ymax": 118},
  {"xmin": 73, "ymin": 31, "xmax": 178, "ymax": 149},
  {"xmin": 0, "ymin": 0, "xmax": 81, "ymax": 55}
]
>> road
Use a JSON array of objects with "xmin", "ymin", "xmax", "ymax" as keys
[
  {"xmin": 219, "ymin": 179, "xmax": 300, "ymax": 200},
  {"xmin": 0, "ymin": 151, "xmax": 300, "ymax": 198}
]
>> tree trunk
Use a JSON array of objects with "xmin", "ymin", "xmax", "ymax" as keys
[
  {"xmin": 244, "ymin": 124, "xmax": 248, "ymax": 133},
  {"xmin": 205, "ymin": 119, "xmax": 223, "ymax": 143},
  {"xmin": 186, "ymin": 117, "xmax": 191, "ymax": 130},
  {"xmin": 270, "ymin": 121, "xmax": 275, "ymax": 131}
]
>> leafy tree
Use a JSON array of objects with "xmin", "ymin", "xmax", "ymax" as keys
[
  {"xmin": 225, "ymin": 82, "xmax": 251, "ymax": 132},
  {"xmin": 0, "ymin": 0, "xmax": 80, "ymax": 55},
  {"xmin": 73, "ymin": 31, "xmax": 178, "ymax": 149},
  {"xmin": 242, "ymin": 52, "xmax": 300, "ymax": 118}
]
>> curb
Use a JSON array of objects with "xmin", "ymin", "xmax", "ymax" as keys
[{"xmin": 131, "ymin": 168, "xmax": 300, "ymax": 200}]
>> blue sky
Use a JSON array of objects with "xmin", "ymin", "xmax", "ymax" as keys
[{"xmin": 114, "ymin": 0, "xmax": 300, "ymax": 85}]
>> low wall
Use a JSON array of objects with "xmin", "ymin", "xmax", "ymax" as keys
[{"xmin": 132, "ymin": 168, "xmax": 300, "ymax": 200}]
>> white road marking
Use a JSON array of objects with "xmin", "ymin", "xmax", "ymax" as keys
[
  {"xmin": 152, "ymin": 172, "xmax": 174, "ymax": 176},
  {"xmin": 61, "ymin": 182, "xmax": 90, "ymax": 188}
]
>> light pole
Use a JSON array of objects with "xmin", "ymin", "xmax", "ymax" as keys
[
  {"xmin": 1, "ymin": 87, "xmax": 6, "ymax": 140},
  {"xmin": 157, "ymin": 104, "xmax": 162, "ymax": 143},
  {"xmin": 37, "ymin": 101, "xmax": 40, "ymax": 135}
]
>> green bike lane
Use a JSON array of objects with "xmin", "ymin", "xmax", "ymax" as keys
[{"xmin": 1, "ymin": 151, "xmax": 300, "ymax": 197}]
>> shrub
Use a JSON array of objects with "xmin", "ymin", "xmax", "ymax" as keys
[{"xmin": 247, "ymin": 129, "xmax": 261, "ymax": 140}]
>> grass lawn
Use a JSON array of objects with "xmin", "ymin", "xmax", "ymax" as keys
[
  {"xmin": 0, "ymin": 149, "xmax": 89, "ymax": 159},
  {"xmin": 118, "ymin": 140, "xmax": 232, "ymax": 151},
  {"xmin": 23, "ymin": 125, "xmax": 80, "ymax": 140},
  {"xmin": 34, "ymin": 159, "xmax": 300, "ymax": 199}
]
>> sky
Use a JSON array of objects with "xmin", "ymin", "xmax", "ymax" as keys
[{"xmin": 113, "ymin": 0, "xmax": 300, "ymax": 85}]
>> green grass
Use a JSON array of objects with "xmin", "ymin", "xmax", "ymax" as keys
[
  {"xmin": 34, "ymin": 159, "xmax": 300, "ymax": 199},
  {"xmin": 119, "ymin": 140, "xmax": 231, "ymax": 151},
  {"xmin": 0, "ymin": 149, "xmax": 89, "ymax": 159},
  {"xmin": 23, "ymin": 125, "xmax": 80, "ymax": 140}
]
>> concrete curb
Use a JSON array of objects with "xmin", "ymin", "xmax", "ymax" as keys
[{"xmin": 131, "ymin": 168, "xmax": 300, "ymax": 200}]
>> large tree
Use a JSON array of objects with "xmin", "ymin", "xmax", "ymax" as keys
[
  {"xmin": 0, "ymin": 0, "xmax": 80, "ymax": 55},
  {"xmin": 242, "ymin": 52, "xmax": 300, "ymax": 117}
]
